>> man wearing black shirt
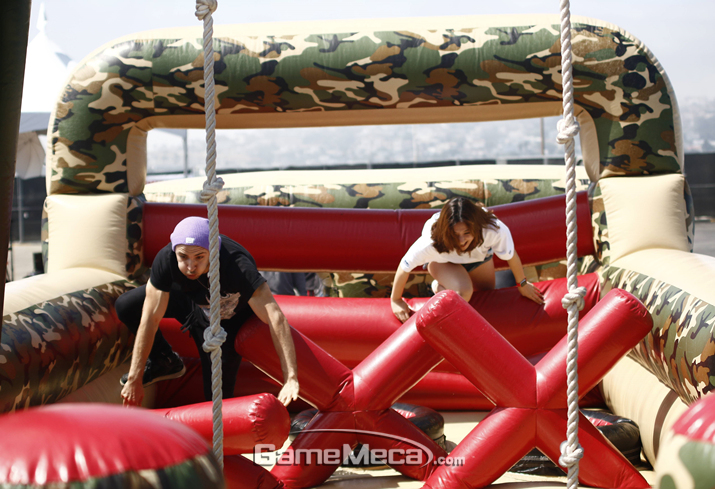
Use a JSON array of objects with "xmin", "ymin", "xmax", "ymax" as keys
[{"xmin": 118, "ymin": 216, "xmax": 299, "ymax": 407}]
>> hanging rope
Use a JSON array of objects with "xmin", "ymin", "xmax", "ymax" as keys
[
  {"xmin": 195, "ymin": 0, "xmax": 226, "ymax": 468},
  {"xmin": 557, "ymin": 2, "xmax": 586, "ymax": 489}
]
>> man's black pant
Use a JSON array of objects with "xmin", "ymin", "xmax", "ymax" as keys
[{"xmin": 116, "ymin": 283, "xmax": 245, "ymax": 401}]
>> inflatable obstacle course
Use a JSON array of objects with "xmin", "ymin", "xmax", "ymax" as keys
[{"xmin": 0, "ymin": 13, "xmax": 712, "ymax": 489}]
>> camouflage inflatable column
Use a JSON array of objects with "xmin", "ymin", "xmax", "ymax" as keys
[{"xmin": 46, "ymin": 15, "xmax": 685, "ymax": 277}]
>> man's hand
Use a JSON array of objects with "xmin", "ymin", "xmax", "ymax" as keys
[
  {"xmin": 121, "ymin": 379, "xmax": 144, "ymax": 407},
  {"xmin": 277, "ymin": 376, "xmax": 299, "ymax": 406},
  {"xmin": 249, "ymin": 283, "xmax": 300, "ymax": 407},
  {"xmin": 519, "ymin": 281, "xmax": 545, "ymax": 305},
  {"xmin": 391, "ymin": 297, "xmax": 412, "ymax": 323}
]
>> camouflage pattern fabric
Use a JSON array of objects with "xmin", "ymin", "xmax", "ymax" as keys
[
  {"xmin": 0, "ymin": 453, "xmax": 223, "ymax": 489},
  {"xmin": 322, "ymin": 263, "xmax": 567, "ymax": 298},
  {"xmin": 322, "ymin": 271, "xmax": 431, "ymax": 299},
  {"xmin": 589, "ymin": 183, "xmax": 612, "ymax": 268},
  {"xmin": 126, "ymin": 195, "xmax": 146, "ymax": 279},
  {"xmin": 601, "ymin": 266, "xmax": 715, "ymax": 404},
  {"xmin": 144, "ymin": 176, "xmax": 589, "ymax": 208},
  {"xmin": 0, "ymin": 280, "xmax": 135, "ymax": 413},
  {"xmin": 49, "ymin": 17, "xmax": 680, "ymax": 198},
  {"xmin": 655, "ymin": 432, "xmax": 715, "ymax": 489}
]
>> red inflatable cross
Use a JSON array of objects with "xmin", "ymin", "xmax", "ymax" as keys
[
  {"xmin": 415, "ymin": 289, "xmax": 652, "ymax": 489},
  {"xmin": 236, "ymin": 311, "xmax": 450, "ymax": 488}
]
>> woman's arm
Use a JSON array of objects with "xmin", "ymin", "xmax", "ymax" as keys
[
  {"xmin": 390, "ymin": 266, "xmax": 413, "ymax": 322},
  {"xmin": 506, "ymin": 252, "xmax": 545, "ymax": 305},
  {"xmin": 248, "ymin": 282, "xmax": 299, "ymax": 406},
  {"xmin": 121, "ymin": 281, "xmax": 170, "ymax": 406}
]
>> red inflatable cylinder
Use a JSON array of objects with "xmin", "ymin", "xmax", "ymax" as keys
[
  {"xmin": 536, "ymin": 288, "xmax": 654, "ymax": 409},
  {"xmin": 537, "ymin": 409, "xmax": 649, "ymax": 489},
  {"xmin": 424, "ymin": 407, "xmax": 536, "ymax": 489},
  {"xmin": 143, "ymin": 192, "xmax": 593, "ymax": 272},
  {"xmin": 353, "ymin": 317, "xmax": 443, "ymax": 410},
  {"xmin": 151, "ymin": 393, "xmax": 290, "ymax": 455},
  {"xmin": 416, "ymin": 290, "xmax": 536, "ymax": 408}
]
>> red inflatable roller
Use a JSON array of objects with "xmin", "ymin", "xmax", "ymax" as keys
[
  {"xmin": 417, "ymin": 289, "xmax": 652, "ymax": 489},
  {"xmin": 152, "ymin": 393, "xmax": 290, "ymax": 455},
  {"xmin": 143, "ymin": 192, "xmax": 593, "ymax": 272},
  {"xmin": 0, "ymin": 403, "xmax": 221, "ymax": 488}
]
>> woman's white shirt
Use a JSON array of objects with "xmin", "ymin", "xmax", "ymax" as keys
[{"xmin": 400, "ymin": 213, "xmax": 515, "ymax": 272}]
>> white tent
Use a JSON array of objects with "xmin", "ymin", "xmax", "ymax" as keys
[{"xmin": 17, "ymin": 3, "xmax": 75, "ymax": 179}]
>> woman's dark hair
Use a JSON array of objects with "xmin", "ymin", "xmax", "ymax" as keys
[{"xmin": 431, "ymin": 197, "xmax": 499, "ymax": 254}]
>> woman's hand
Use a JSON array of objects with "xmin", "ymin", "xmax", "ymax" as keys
[
  {"xmin": 519, "ymin": 281, "xmax": 545, "ymax": 305},
  {"xmin": 391, "ymin": 297, "xmax": 412, "ymax": 323}
]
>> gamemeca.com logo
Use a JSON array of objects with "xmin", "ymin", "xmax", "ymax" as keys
[{"xmin": 253, "ymin": 428, "xmax": 464, "ymax": 467}]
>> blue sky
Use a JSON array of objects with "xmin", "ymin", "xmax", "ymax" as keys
[{"xmin": 30, "ymin": 0, "xmax": 714, "ymax": 102}]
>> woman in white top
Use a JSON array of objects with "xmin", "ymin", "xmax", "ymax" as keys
[{"xmin": 390, "ymin": 197, "xmax": 544, "ymax": 322}]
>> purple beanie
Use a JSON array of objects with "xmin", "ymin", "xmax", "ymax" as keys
[{"xmin": 170, "ymin": 216, "xmax": 220, "ymax": 251}]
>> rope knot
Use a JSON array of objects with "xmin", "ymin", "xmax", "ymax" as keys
[
  {"xmin": 559, "ymin": 440, "xmax": 584, "ymax": 468},
  {"xmin": 200, "ymin": 176, "xmax": 225, "ymax": 203},
  {"xmin": 561, "ymin": 286, "xmax": 587, "ymax": 311},
  {"xmin": 195, "ymin": 0, "xmax": 218, "ymax": 21},
  {"xmin": 556, "ymin": 117, "xmax": 580, "ymax": 145},
  {"xmin": 203, "ymin": 324, "xmax": 227, "ymax": 352}
]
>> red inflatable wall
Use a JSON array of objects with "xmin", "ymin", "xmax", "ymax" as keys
[{"xmin": 143, "ymin": 192, "xmax": 593, "ymax": 272}]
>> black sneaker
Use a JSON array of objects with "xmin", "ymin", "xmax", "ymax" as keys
[{"xmin": 120, "ymin": 352, "xmax": 186, "ymax": 387}]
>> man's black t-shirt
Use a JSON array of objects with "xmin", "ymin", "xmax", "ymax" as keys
[{"xmin": 150, "ymin": 236, "xmax": 266, "ymax": 323}]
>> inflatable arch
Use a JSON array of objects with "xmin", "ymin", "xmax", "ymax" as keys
[{"xmin": 3, "ymin": 12, "xmax": 715, "ymax": 489}]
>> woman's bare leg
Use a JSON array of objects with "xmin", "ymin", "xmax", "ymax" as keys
[
  {"xmin": 469, "ymin": 258, "xmax": 496, "ymax": 291},
  {"xmin": 427, "ymin": 262, "xmax": 473, "ymax": 301}
]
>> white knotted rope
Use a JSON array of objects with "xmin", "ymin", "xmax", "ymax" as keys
[
  {"xmin": 196, "ymin": 0, "xmax": 226, "ymax": 467},
  {"xmin": 557, "ymin": 2, "xmax": 586, "ymax": 489}
]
